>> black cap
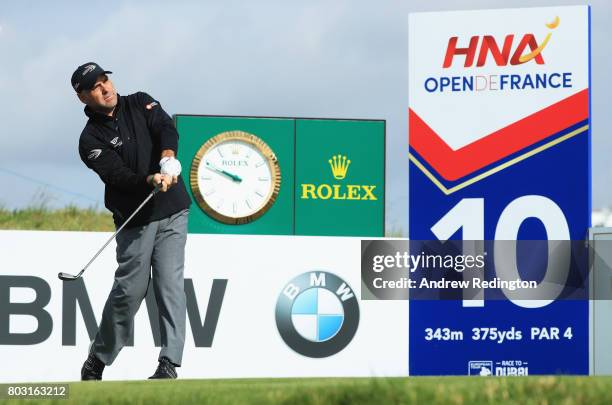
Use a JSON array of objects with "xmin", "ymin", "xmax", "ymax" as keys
[{"xmin": 71, "ymin": 62, "xmax": 112, "ymax": 93}]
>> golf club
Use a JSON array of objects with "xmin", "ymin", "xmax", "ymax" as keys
[{"xmin": 58, "ymin": 184, "xmax": 161, "ymax": 281}]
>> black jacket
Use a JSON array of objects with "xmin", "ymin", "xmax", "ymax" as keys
[{"xmin": 78, "ymin": 92, "xmax": 191, "ymax": 228}]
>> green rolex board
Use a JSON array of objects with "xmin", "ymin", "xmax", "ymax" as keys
[
  {"xmin": 174, "ymin": 115, "xmax": 385, "ymax": 236},
  {"xmin": 295, "ymin": 119, "xmax": 385, "ymax": 236}
]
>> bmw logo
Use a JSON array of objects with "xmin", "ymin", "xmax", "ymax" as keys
[{"xmin": 275, "ymin": 271, "xmax": 359, "ymax": 358}]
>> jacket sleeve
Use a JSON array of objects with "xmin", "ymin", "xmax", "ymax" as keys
[
  {"xmin": 79, "ymin": 133, "xmax": 149, "ymax": 192},
  {"xmin": 138, "ymin": 92, "xmax": 179, "ymax": 154}
]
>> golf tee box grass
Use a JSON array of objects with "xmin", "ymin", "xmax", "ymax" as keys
[{"xmin": 2, "ymin": 376, "xmax": 612, "ymax": 404}]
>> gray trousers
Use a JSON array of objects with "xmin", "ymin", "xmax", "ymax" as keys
[{"xmin": 92, "ymin": 209, "xmax": 189, "ymax": 366}]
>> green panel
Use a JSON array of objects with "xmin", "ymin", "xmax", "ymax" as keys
[
  {"xmin": 295, "ymin": 119, "xmax": 385, "ymax": 236},
  {"xmin": 175, "ymin": 116, "xmax": 295, "ymax": 235}
]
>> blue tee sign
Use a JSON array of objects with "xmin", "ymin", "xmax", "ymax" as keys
[{"xmin": 408, "ymin": 6, "xmax": 591, "ymax": 375}]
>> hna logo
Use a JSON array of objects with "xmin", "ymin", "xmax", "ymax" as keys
[{"xmin": 443, "ymin": 16, "xmax": 559, "ymax": 68}]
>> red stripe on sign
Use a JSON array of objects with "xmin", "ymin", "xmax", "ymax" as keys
[{"xmin": 409, "ymin": 89, "xmax": 589, "ymax": 181}]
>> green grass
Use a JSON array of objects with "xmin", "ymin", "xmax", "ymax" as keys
[
  {"xmin": 3, "ymin": 376, "xmax": 612, "ymax": 405},
  {"xmin": 0, "ymin": 205, "xmax": 114, "ymax": 232},
  {"xmin": 0, "ymin": 205, "xmax": 405, "ymax": 236}
]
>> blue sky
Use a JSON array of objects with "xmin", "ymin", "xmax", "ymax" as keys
[{"xmin": 0, "ymin": 0, "xmax": 610, "ymax": 234}]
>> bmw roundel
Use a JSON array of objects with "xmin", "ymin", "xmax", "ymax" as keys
[{"xmin": 275, "ymin": 271, "xmax": 359, "ymax": 358}]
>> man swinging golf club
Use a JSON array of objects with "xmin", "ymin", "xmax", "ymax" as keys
[{"xmin": 71, "ymin": 62, "xmax": 191, "ymax": 380}]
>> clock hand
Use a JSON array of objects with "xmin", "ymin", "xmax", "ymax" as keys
[
  {"xmin": 205, "ymin": 161, "xmax": 243, "ymax": 183},
  {"xmin": 222, "ymin": 170, "xmax": 242, "ymax": 183}
]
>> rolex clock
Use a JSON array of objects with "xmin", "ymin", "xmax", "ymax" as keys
[{"xmin": 190, "ymin": 130, "xmax": 281, "ymax": 224}]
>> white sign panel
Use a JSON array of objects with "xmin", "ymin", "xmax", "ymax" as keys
[
  {"xmin": 0, "ymin": 231, "xmax": 407, "ymax": 382},
  {"xmin": 409, "ymin": 6, "xmax": 588, "ymax": 151}
]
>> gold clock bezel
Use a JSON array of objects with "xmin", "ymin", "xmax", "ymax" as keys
[{"xmin": 190, "ymin": 130, "xmax": 281, "ymax": 225}]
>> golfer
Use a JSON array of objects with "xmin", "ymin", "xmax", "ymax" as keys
[{"xmin": 71, "ymin": 62, "xmax": 191, "ymax": 380}]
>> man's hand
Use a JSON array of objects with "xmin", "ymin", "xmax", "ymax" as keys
[
  {"xmin": 159, "ymin": 156, "xmax": 180, "ymax": 188},
  {"xmin": 150, "ymin": 151, "xmax": 180, "ymax": 191},
  {"xmin": 160, "ymin": 157, "xmax": 181, "ymax": 176},
  {"xmin": 147, "ymin": 173, "xmax": 174, "ymax": 192},
  {"xmin": 162, "ymin": 173, "xmax": 178, "ymax": 187}
]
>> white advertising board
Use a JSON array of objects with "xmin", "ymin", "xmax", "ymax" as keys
[{"xmin": 0, "ymin": 231, "xmax": 407, "ymax": 382}]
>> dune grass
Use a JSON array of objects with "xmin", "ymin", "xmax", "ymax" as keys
[
  {"xmin": 0, "ymin": 205, "xmax": 114, "ymax": 232},
  {"xmin": 0, "ymin": 205, "xmax": 405, "ymax": 236}
]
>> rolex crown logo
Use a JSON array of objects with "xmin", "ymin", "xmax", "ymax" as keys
[{"xmin": 329, "ymin": 154, "xmax": 351, "ymax": 180}]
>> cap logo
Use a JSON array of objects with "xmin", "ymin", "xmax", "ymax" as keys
[
  {"xmin": 146, "ymin": 101, "xmax": 159, "ymax": 110},
  {"xmin": 82, "ymin": 64, "xmax": 96, "ymax": 76}
]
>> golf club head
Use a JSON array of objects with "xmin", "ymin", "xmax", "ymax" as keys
[{"xmin": 58, "ymin": 271, "xmax": 80, "ymax": 281}]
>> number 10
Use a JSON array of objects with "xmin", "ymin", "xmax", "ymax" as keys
[{"xmin": 431, "ymin": 196, "xmax": 571, "ymax": 308}]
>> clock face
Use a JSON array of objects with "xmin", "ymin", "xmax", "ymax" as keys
[{"xmin": 190, "ymin": 131, "xmax": 281, "ymax": 224}]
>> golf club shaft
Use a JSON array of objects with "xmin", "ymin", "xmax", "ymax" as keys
[{"xmin": 80, "ymin": 186, "xmax": 160, "ymax": 273}]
